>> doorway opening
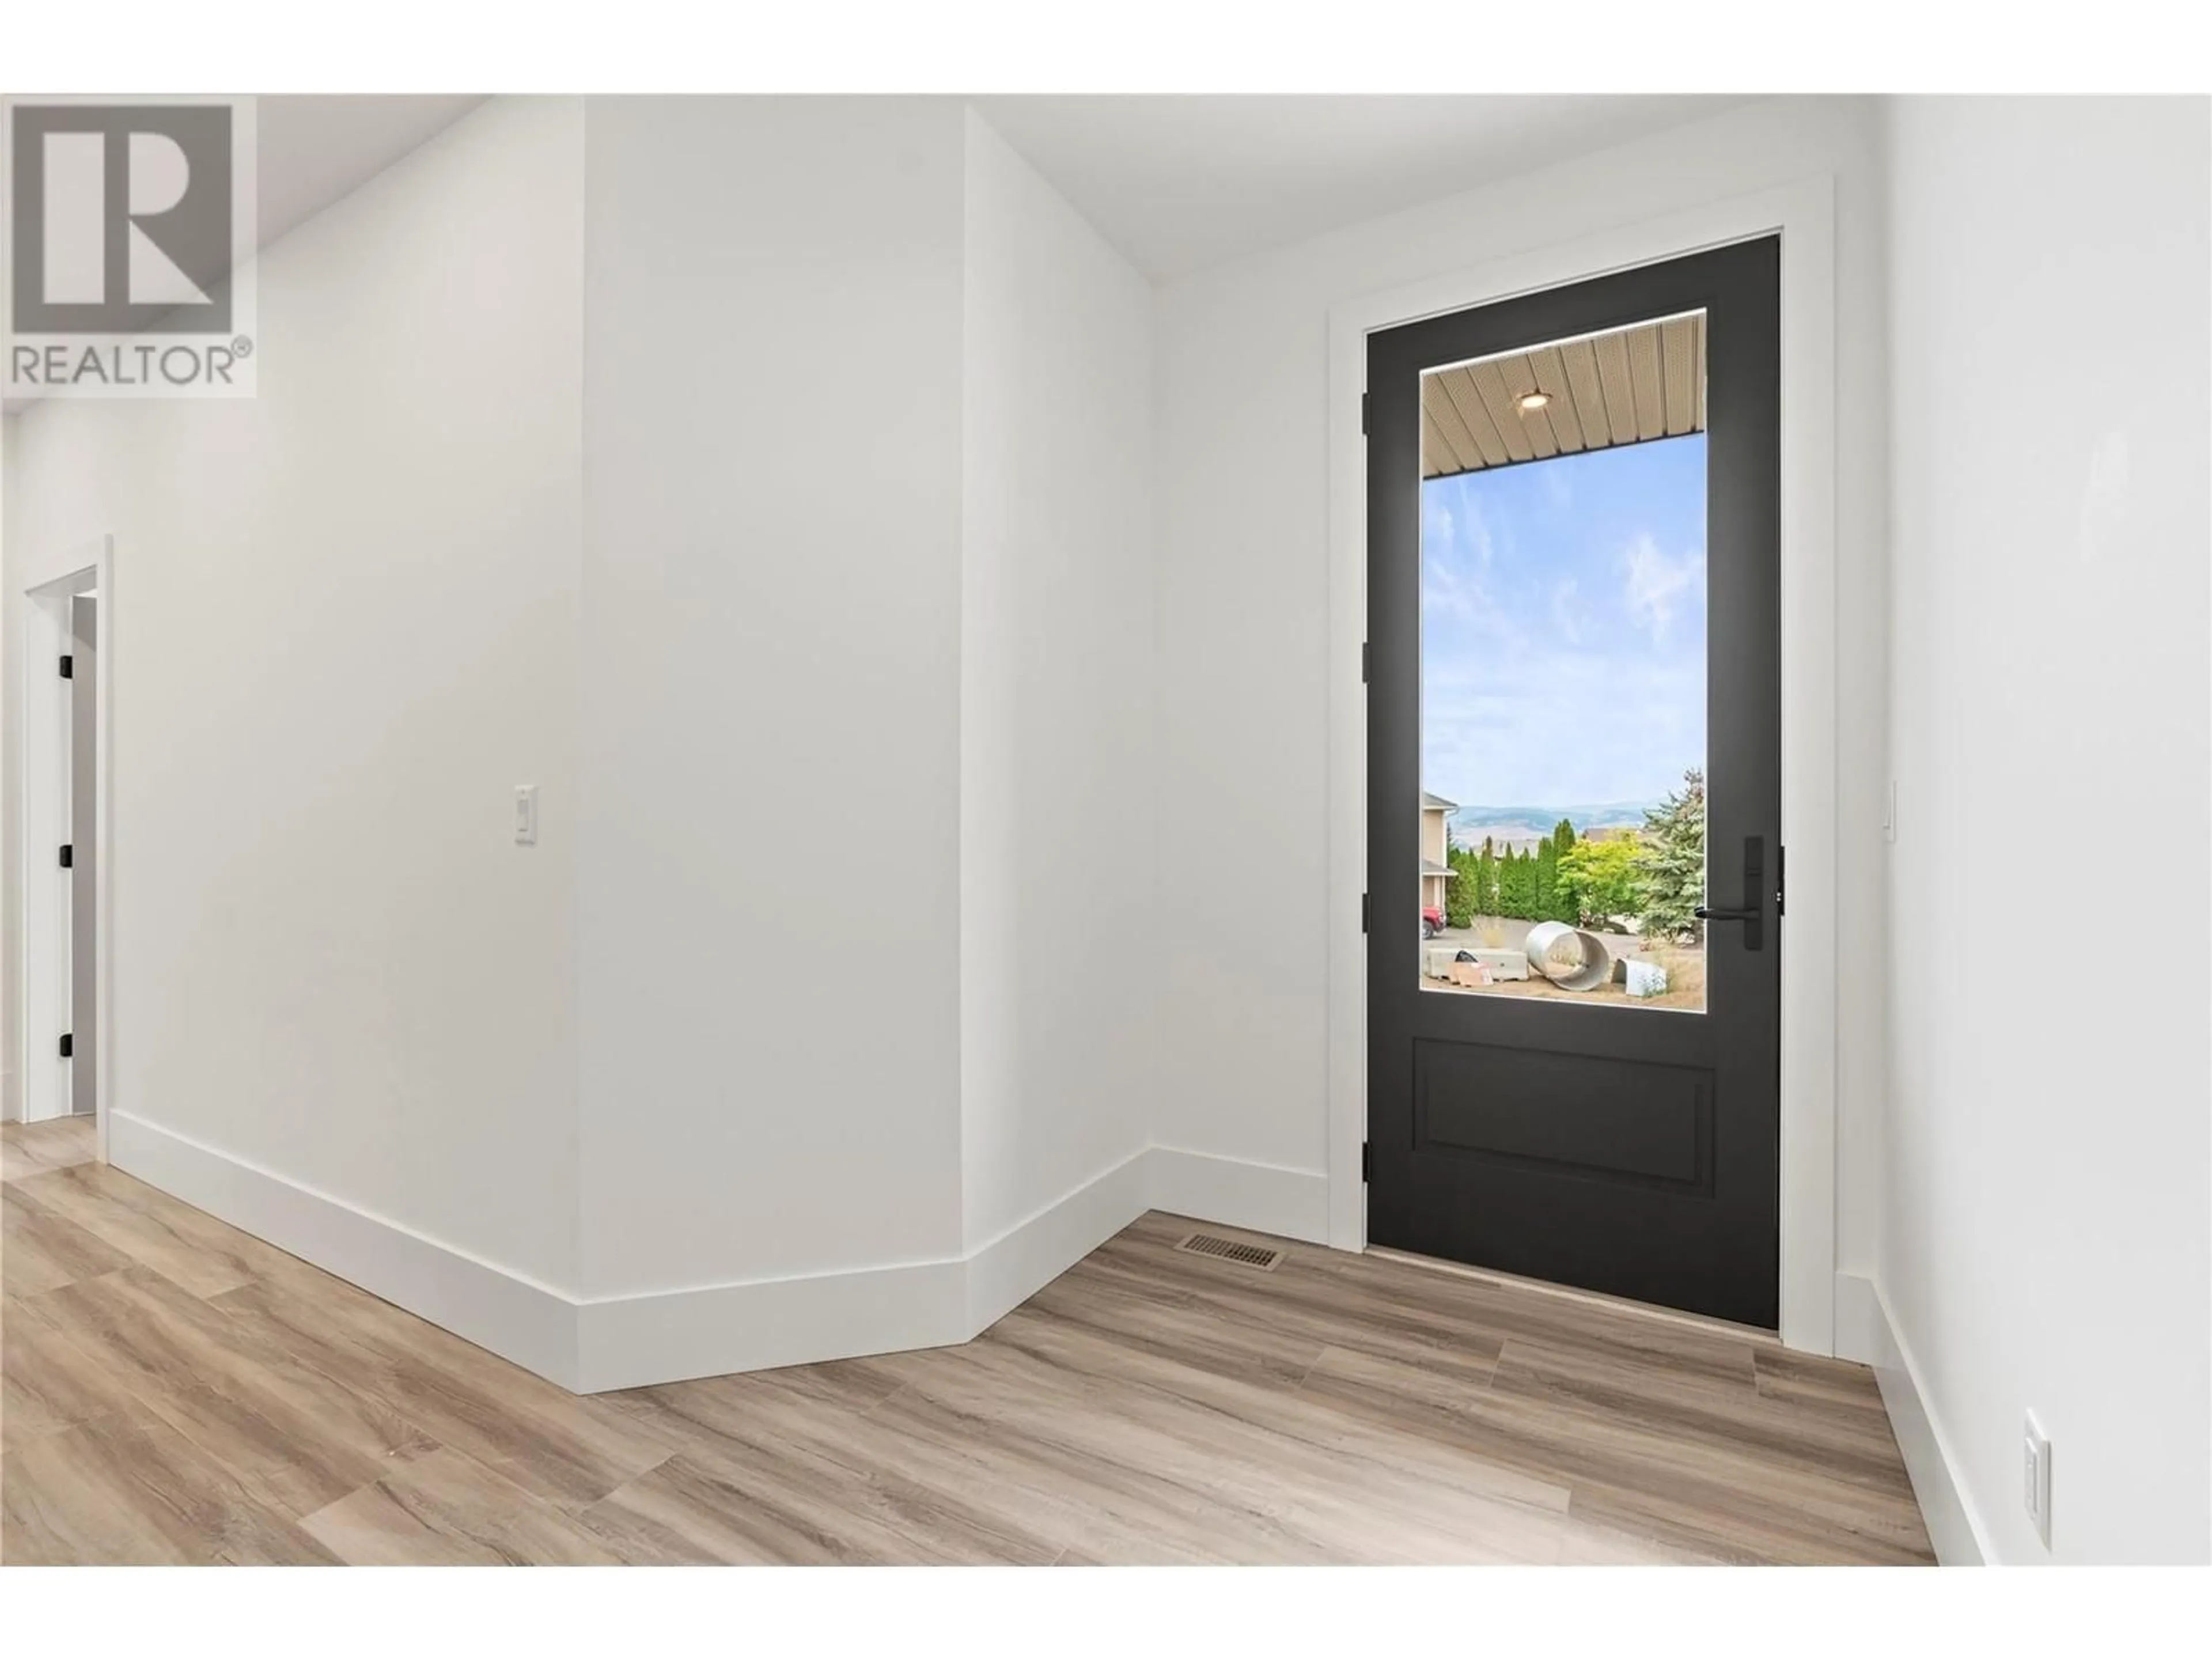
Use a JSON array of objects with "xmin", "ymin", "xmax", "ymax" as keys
[
  {"xmin": 1366, "ymin": 238, "xmax": 1781, "ymax": 1328},
  {"xmin": 18, "ymin": 560, "xmax": 104, "ymax": 1139}
]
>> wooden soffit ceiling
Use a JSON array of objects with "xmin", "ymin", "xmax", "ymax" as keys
[{"xmin": 1421, "ymin": 312, "xmax": 1704, "ymax": 480}]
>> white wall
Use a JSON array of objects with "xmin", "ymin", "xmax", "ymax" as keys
[
  {"xmin": 1, "ymin": 97, "xmax": 587, "ymax": 1286},
  {"xmin": 17, "ymin": 95, "xmax": 2199, "ymax": 1516},
  {"xmin": 1151, "ymin": 98, "xmax": 1893, "ymax": 1260},
  {"xmin": 1, "ymin": 424, "xmax": 17, "ymax": 1121},
  {"xmin": 6, "ymin": 93, "xmax": 1166, "ymax": 1389},
  {"xmin": 957, "ymin": 113, "xmax": 1157, "ymax": 1256},
  {"xmin": 577, "ymin": 98, "xmax": 970, "ymax": 1299},
  {"xmin": 1882, "ymin": 96, "xmax": 2211, "ymax": 1564}
]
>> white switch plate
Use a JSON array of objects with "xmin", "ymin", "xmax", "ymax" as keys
[
  {"xmin": 2023, "ymin": 1411, "xmax": 2052, "ymax": 1548},
  {"xmin": 514, "ymin": 785, "xmax": 538, "ymax": 846},
  {"xmin": 1884, "ymin": 778, "xmax": 1898, "ymax": 843}
]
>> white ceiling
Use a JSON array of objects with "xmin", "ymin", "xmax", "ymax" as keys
[
  {"xmin": 255, "ymin": 96, "xmax": 486, "ymax": 247},
  {"xmin": 8, "ymin": 96, "xmax": 1744, "ymax": 415},
  {"xmin": 972, "ymin": 95, "xmax": 1752, "ymax": 279},
  {"xmin": 3, "ymin": 96, "xmax": 482, "ymax": 415},
  {"xmin": 16, "ymin": 94, "xmax": 1748, "ymax": 301}
]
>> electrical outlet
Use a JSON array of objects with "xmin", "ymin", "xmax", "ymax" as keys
[{"xmin": 2023, "ymin": 1411, "xmax": 2052, "ymax": 1549}]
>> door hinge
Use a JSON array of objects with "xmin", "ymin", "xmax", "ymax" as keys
[
  {"xmin": 1361, "ymin": 641, "xmax": 1369, "ymax": 683},
  {"xmin": 59, "ymin": 654, "xmax": 73, "ymax": 679},
  {"xmin": 58, "ymin": 843, "xmax": 73, "ymax": 869},
  {"xmin": 59, "ymin": 1033, "xmax": 73, "ymax": 1059},
  {"xmin": 1361, "ymin": 892, "xmax": 1369, "ymax": 934},
  {"xmin": 1776, "ymin": 843, "xmax": 1786, "ymax": 917},
  {"xmin": 1361, "ymin": 392, "xmax": 1369, "ymax": 435},
  {"xmin": 1361, "ymin": 1142, "xmax": 1372, "ymax": 1183}
]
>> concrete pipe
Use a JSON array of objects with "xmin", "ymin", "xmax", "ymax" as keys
[{"xmin": 1521, "ymin": 921, "xmax": 1613, "ymax": 992}]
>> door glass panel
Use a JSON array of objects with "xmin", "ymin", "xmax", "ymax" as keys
[{"xmin": 1416, "ymin": 312, "xmax": 1707, "ymax": 1011}]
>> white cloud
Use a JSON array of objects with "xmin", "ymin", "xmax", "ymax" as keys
[
  {"xmin": 1550, "ymin": 577, "xmax": 1586, "ymax": 643},
  {"xmin": 1620, "ymin": 532, "xmax": 1705, "ymax": 644},
  {"xmin": 1464, "ymin": 497, "xmax": 1495, "ymax": 568},
  {"xmin": 1423, "ymin": 547, "xmax": 1477, "ymax": 622},
  {"xmin": 1421, "ymin": 493, "xmax": 1503, "ymax": 631}
]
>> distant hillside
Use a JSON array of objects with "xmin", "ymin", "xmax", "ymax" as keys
[{"xmin": 1445, "ymin": 801, "xmax": 1654, "ymax": 849}]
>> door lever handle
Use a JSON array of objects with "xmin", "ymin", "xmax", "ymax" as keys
[{"xmin": 1697, "ymin": 836, "xmax": 1766, "ymax": 951}]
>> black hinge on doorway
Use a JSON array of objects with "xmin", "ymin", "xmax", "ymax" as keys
[
  {"xmin": 58, "ymin": 844, "xmax": 73, "ymax": 869},
  {"xmin": 59, "ymin": 1033, "xmax": 73, "ymax": 1059},
  {"xmin": 58, "ymin": 654, "xmax": 73, "ymax": 679},
  {"xmin": 1361, "ymin": 892, "xmax": 1369, "ymax": 934},
  {"xmin": 1361, "ymin": 1142, "xmax": 1372, "ymax": 1183},
  {"xmin": 1361, "ymin": 641, "xmax": 1369, "ymax": 683},
  {"xmin": 1776, "ymin": 844, "xmax": 1786, "ymax": 917},
  {"xmin": 1361, "ymin": 392, "xmax": 1369, "ymax": 435}
]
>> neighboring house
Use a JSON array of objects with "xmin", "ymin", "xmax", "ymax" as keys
[{"xmin": 1421, "ymin": 791, "xmax": 1457, "ymax": 919}]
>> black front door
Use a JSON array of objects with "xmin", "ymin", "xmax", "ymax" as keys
[{"xmin": 1366, "ymin": 238, "xmax": 1781, "ymax": 1328}]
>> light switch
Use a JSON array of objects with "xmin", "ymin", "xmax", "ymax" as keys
[
  {"xmin": 514, "ymin": 785, "xmax": 538, "ymax": 846},
  {"xmin": 2024, "ymin": 1411, "xmax": 2051, "ymax": 1549}
]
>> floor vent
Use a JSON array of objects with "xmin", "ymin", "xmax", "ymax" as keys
[{"xmin": 1174, "ymin": 1232, "xmax": 1284, "ymax": 1271}]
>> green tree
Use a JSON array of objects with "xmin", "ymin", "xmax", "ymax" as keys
[
  {"xmin": 1501, "ymin": 846, "xmax": 1537, "ymax": 919},
  {"xmin": 1534, "ymin": 833, "xmax": 1559, "ymax": 923},
  {"xmin": 1444, "ymin": 844, "xmax": 1478, "ymax": 929},
  {"xmin": 1474, "ymin": 838, "xmax": 1498, "ymax": 919},
  {"xmin": 1556, "ymin": 837, "xmax": 1645, "ymax": 926},
  {"xmin": 1634, "ymin": 768, "xmax": 1707, "ymax": 942},
  {"xmin": 1547, "ymin": 819, "xmax": 1580, "ymax": 921}
]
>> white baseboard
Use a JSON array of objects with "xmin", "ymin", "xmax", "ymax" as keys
[
  {"xmin": 573, "ymin": 1147, "xmax": 1157, "ymax": 1393},
  {"xmin": 1147, "ymin": 1145, "xmax": 1331, "ymax": 1244},
  {"xmin": 100, "ymin": 1120, "xmax": 1321, "ymax": 1396},
  {"xmin": 84, "ymin": 1122, "xmax": 2020, "ymax": 1566},
  {"xmin": 964, "ymin": 1147, "xmax": 1153, "ymax": 1338},
  {"xmin": 1834, "ymin": 1270, "xmax": 1992, "ymax": 1565},
  {"xmin": 576, "ymin": 1145, "xmax": 1268, "ymax": 1391},
  {"xmin": 1831, "ymin": 1267, "xmax": 1887, "ymax": 1367},
  {"xmin": 574, "ymin": 1256, "xmax": 967, "ymax": 1395},
  {"xmin": 108, "ymin": 1111, "xmax": 578, "ymax": 1386}
]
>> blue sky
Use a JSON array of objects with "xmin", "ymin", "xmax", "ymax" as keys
[{"xmin": 1421, "ymin": 434, "xmax": 1706, "ymax": 810}]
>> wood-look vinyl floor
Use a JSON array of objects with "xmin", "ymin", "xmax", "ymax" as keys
[{"xmin": 1, "ymin": 1115, "xmax": 1934, "ymax": 1565}]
